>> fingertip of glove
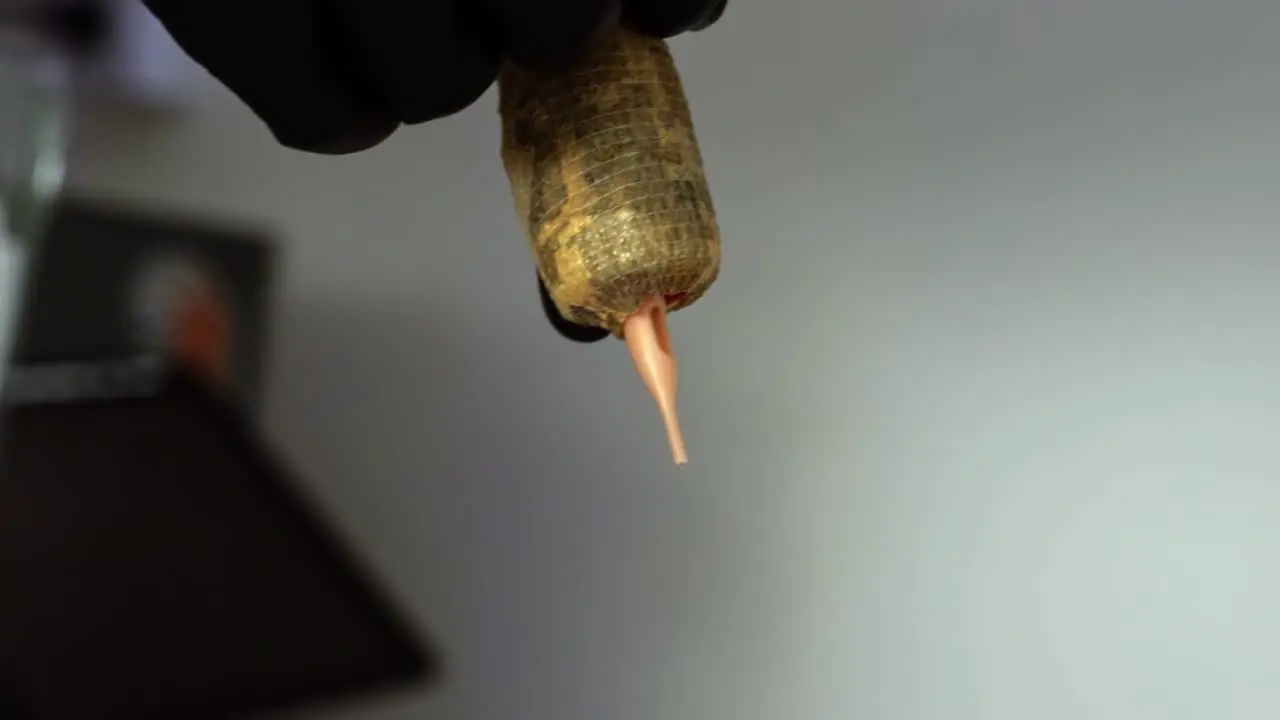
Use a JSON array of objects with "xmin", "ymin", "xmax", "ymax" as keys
[
  {"xmin": 393, "ymin": 62, "xmax": 500, "ymax": 126},
  {"xmin": 270, "ymin": 107, "xmax": 400, "ymax": 155},
  {"xmin": 621, "ymin": 0, "xmax": 727, "ymax": 38},
  {"xmin": 538, "ymin": 273, "xmax": 611, "ymax": 343},
  {"xmin": 690, "ymin": 0, "xmax": 727, "ymax": 31}
]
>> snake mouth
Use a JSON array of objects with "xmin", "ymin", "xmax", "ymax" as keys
[{"xmin": 664, "ymin": 292, "xmax": 688, "ymax": 309}]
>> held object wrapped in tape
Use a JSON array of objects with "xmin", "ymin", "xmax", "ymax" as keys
[{"xmin": 498, "ymin": 28, "xmax": 721, "ymax": 337}]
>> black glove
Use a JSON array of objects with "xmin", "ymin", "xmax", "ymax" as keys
[{"xmin": 140, "ymin": 0, "xmax": 727, "ymax": 154}]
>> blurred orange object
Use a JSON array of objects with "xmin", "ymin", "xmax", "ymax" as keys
[{"xmin": 169, "ymin": 280, "xmax": 232, "ymax": 388}]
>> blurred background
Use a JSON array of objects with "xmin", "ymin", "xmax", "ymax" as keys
[{"xmin": 5, "ymin": 0, "xmax": 1280, "ymax": 718}]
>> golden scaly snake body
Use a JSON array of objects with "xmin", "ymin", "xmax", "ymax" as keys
[{"xmin": 498, "ymin": 28, "xmax": 721, "ymax": 337}]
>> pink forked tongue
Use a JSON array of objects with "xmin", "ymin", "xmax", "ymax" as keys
[{"xmin": 623, "ymin": 295, "xmax": 688, "ymax": 465}]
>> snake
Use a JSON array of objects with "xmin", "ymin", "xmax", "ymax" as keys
[
  {"xmin": 497, "ymin": 27, "xmax": 721, "ymax": 338},
  {"xmin": 497, "ymin": 27, "xmax": 720, "ymax": 463}
]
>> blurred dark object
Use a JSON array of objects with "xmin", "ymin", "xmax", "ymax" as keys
[
  {"xmin": 0, "ymin": 0, "xmax": 108, "ymax": 56},
  {"xmin": 1, "ymin": 0, "xmax": 203, "ymax": 111},
  {"xmin": 0, "ymin": 197, "xmax": 439, "ymax": 716},
  {"xmin": 0, "ymin": 363, "xmax": 438, "ymax": 718},
  {"xmin": 12, "ymin": 196, "xmax": 277, "ymax": 415}
]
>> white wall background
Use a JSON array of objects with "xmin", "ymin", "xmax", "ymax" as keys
[{"xmin": 68, "ymin": 1, "xmax": 1280, "ymax": 718}]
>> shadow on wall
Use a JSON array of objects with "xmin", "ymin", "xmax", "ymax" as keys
[
  {"xmin": 260, "ymin": 297, "xmax": 485, "ymax": 621},
  {"xmin": 256, "ymin": 298, "xmax": 493, "ymax": 719}
]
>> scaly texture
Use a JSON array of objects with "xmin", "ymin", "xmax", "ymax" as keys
[{"xmin": 498, "ymin": 28, "xmax": 721, "ymax": 336}]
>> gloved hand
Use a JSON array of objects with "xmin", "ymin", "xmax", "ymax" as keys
[
  {"xmin": 142, "ymin": 0, "xmax": 726, "ymax": 344},
  {"xmin": 140, "ymin": 0, "xmax": 727, "ymax": 154}
]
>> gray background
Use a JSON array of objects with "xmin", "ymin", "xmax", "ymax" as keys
[{"xmin": 68, "ymin": 1, "xmax": 1280, "ymax": 718}]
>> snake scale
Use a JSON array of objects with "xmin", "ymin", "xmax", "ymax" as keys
[{"xmin": 498, "ymin": 27, "xmax": 721, "ymax": 338}]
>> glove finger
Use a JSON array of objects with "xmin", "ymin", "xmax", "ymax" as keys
[
  {"xmin": 475, "ymin": 0, "xmax": 621, "ymax": 72},
  {"xmin": 537, "ymin": 274, "xmax": 611, "ymax": 343},
  {"xmin": 141, "ymin": 0, "xmax": 397, "ymax": 154},
  {"xmin": 690, "ymin": 0, "xmax": 726, "ymax": 31},
  {"xmin": 621, "ymin": 0, "xmax": 725, "ymax": 38},
  {"xmin": 333, "ymin": 0, "xmax": 500, "ymax": 125}
]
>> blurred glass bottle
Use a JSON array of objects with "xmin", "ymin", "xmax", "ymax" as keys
[{"xmin": 0, "ymin": 24, "xmax": 69, "ymax": 393}]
